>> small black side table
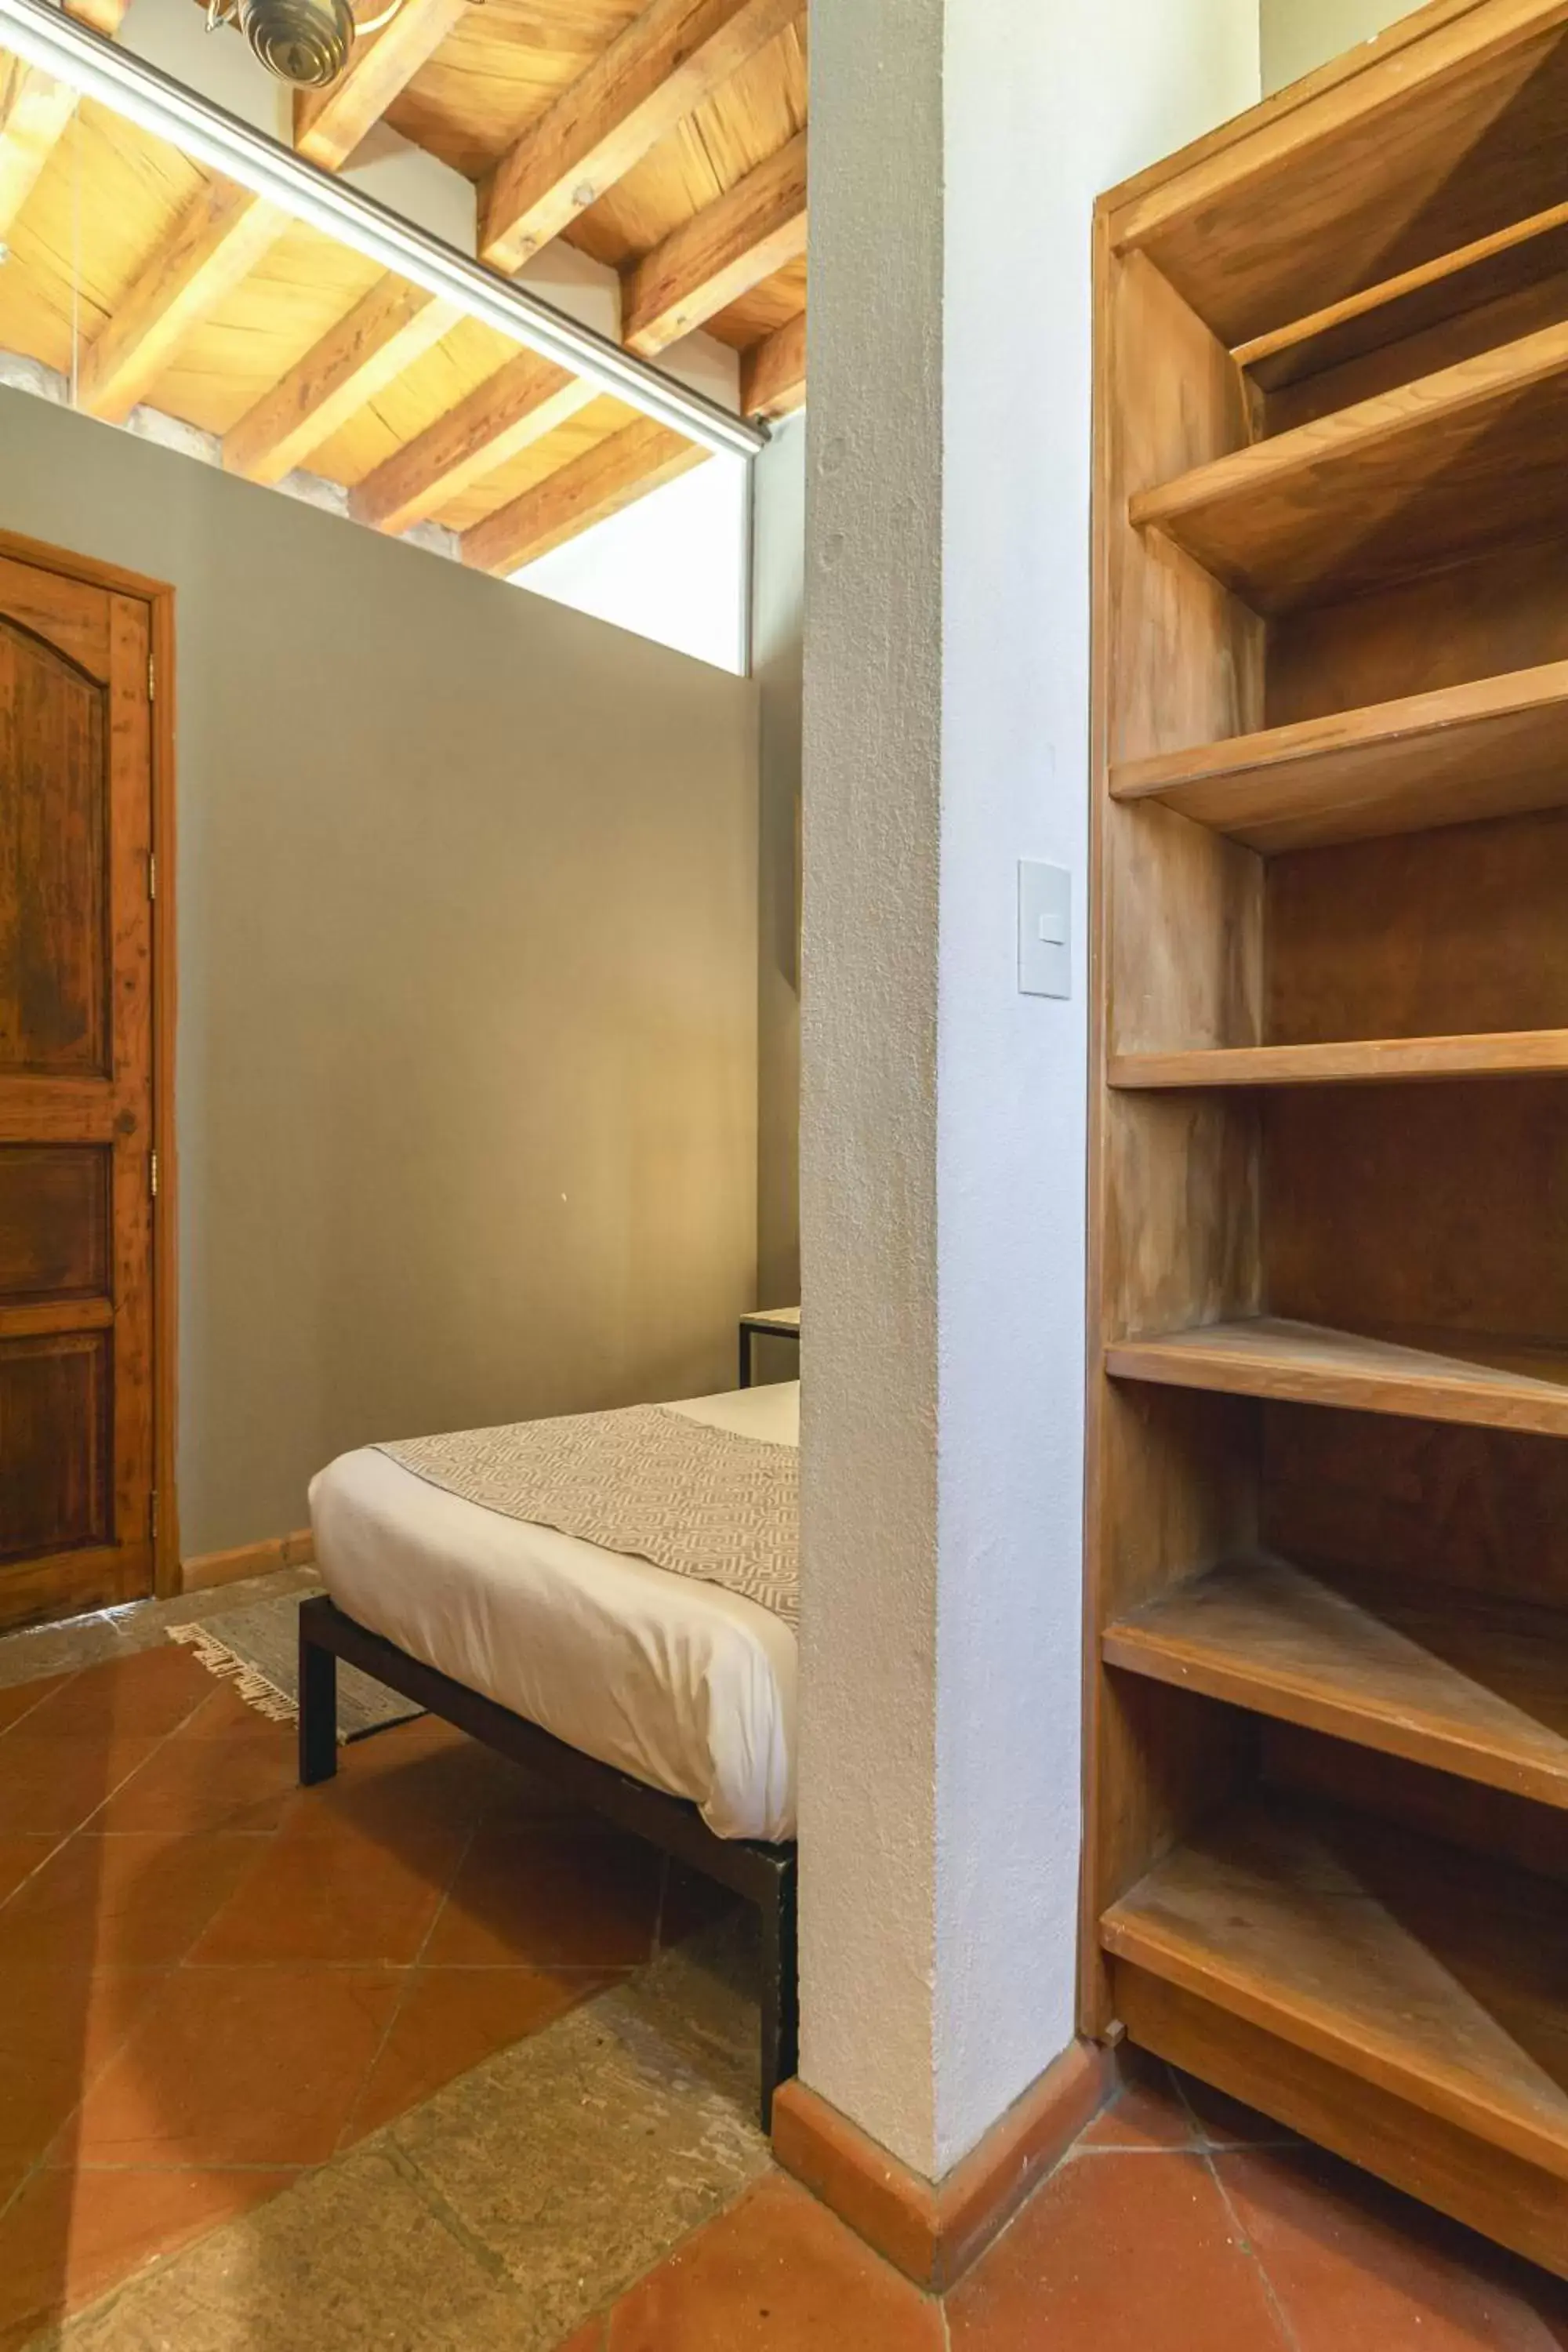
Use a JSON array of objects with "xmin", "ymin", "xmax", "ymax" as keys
[{"xmin": 739, "ymin": 1305, "xmax": 801, "ymax": 1388}]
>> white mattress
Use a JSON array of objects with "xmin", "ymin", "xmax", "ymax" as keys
[{"xmin": 308, "ymin": 1381, "xmax": 799, "ymax": 1842}]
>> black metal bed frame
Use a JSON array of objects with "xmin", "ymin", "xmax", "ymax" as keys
[{"xmin": 297, "ymin": 1593, "xmax": 798, "ymax": 2128}]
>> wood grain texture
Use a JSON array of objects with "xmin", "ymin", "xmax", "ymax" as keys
[
  {"xmin": 75, "ymin": 180, "xmax": 290, "ymax": 426},
  {"xmin": 1103, "ymin": 1798, "xmax": 1568, "ymax": 2183},
  {"xmin": 459, "ymin": 412, "xmax": 705, "ymax": 572},
  {"xmin": 0, "ymin": 552, "xmax": 155, "ymax": 1628},
  {"xmin": 740, "ymin": 305, "xmax": 804, "ymax": 418},
  {"xmin": 479, "ymin": 0, "xmax": 801, "ymax": 272},
  {"xmin": 1114, "ymin": 1967, "xmax": 1568, "ymax": 2281},
  {"xmin": 1265, "ymin": 808, "xmax": 1568, "ymax": 1041},
  {"xmin": 1111, "ymin": 2, "xmax": 1568, "ymax": 349},
  {"xmin": 1134, "ymin": 318, "xmax": 1568, "ymax": 612},
  {"xmin": 1259, "ymin": 1406, "xmax": 1568, "ymax": 1612},
  {"xmin": 222, "ymin": 278, "xmax": 460, "ymax": 485},
  {"xmin": 1236, "ymin": 198, "xmax": 1568, "ymax": 386},
  {"xmin": 1107, "ymin": 1316, "xmax": 1568, "ymax": 1438},
  {"xmin": 348, "ymin": 349, "xmax": 595, "ymax": 533},
  {"xmin": 1110, "ymin": 1029, "xmax": 1568, "ymax": 1088},
  {"xmin": 293, "ymin": 0, "xmax": 470, "ymax": 169},
  {"xmin": 1112, "ymin": 660, "xmax": 1568, "ymax": 853},
  {"xmin": 0, "ymin": 0, "xmax": 129, "ymax": 238},
  {"xmin": 1106, "ymin": 1554, "xmax": 1568, "ymax": 1807},
  {"xmin": 622, "ymin": 127, "xmax": 805, "ymax": 354},
  {"xmin": 1081, "ymin": 223, "xmax": 1263, "ymax": 2034}
]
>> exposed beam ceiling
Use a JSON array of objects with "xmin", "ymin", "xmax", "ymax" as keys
[
  {"xmin": 0, "ymin": 0, "xmax": 125, "ymax": 238},
  {"xmin": 78, "ymin": 181, "xmax": 288, "ymax": 423},
  {"xmin": 741, "ymin": 307, "xmax": 804, "ymax": 419},
  {"xmin": 480, "ymin": 0, "xmax": 800, "ymax": 274},
  {"xmin": 74, "ymin": 0, "xmax": 451, "ymax": 428},
  {"xmin": 223, "ymin": 278, "xmax": 460, "ymax": 485},
  {"xmin": 622, "ymin": 128, "xmax": 805, "ymax": 357},
  {"xmin": 294, "ymin": 0, "xmax": 468, "ymax": 169},
  {"xmin": 460, "ymin": 415, "xmax": 706, "ymax": 573},
  {"xmin": 350, "ymin": 349, "xmax": 597, "ymax": 535}
]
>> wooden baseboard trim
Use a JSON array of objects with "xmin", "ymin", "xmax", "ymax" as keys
[
  {"xmin": 772, "ymin": 2037, "xmax": 1115, "ymax": 2292},
  {"xmin": 180, "ymin": 1528, "xmax": 314, "ymax": 1593}
]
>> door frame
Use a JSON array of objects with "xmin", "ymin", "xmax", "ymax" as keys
[{"xmin": 0, "ymin": 528, "xmax": 180, "ymax": 1595}]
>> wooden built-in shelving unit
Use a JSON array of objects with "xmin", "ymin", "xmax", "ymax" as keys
[{"xmin": 1087, "ymin": 0, "xmax": 1568, "ymax": 2278}]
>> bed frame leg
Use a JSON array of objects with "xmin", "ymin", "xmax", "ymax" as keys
[
  {"xmin": 758, "ymin": 1854, "xmax": 799, "ymax": 2133},
  {"xmin": 298, "ymin": 1610, "xmax": 339, "ymax": 1786}
]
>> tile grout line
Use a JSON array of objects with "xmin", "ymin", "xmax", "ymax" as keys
[{"xmin": 331, "ymin": 1806, "xmax": 483, "ymax": 2155}]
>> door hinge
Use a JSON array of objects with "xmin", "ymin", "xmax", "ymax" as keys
[
  {"xmin": 147, "ymin": 653, "xmax": 155, "ymax": 702},
  {"xmin": 149, "ymin": 1489, "xmax": 159, "ymax": 1543},
  {"xmin": 149, "ymin": 1149, "xmax": 159, "ymax": 1200},
  {"xmin": 147, "ymin": 851, "xmax": 156, "ymax": 902}
]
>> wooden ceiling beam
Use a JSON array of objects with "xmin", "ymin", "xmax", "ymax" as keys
[
  {"xmin": 460, "ymin": 415, "xmax": 705, "ymax": 573},
  {"xmin": 77, "ymin": 182, "xmax": 289, "ymax": 424},
  {"xmin": 75, "ymin": 0, "xmax": 454, "ymax": 429},
  {"xmin": 741, "ymin": 307, "xmax": 804, "ymax": 419},
  {"xmin": 350, "ymin": 349, "xmax": 597, "ymax": 535},
  {"xmin": 0, "ymin": 0, "xmax": 129, "ymax": 241},
  {"xmin": 480, "ymin": 0, "xmax": 801, "ymax": 274},
  {"xmin": 223, "ymin": 278, "xmax": 462, "ymax": 485},
  {"xmin": 622, "ymin": 129, "xmax": 806, "ymax": 356},
  {"xmin": 294, "ymin": 0, "xmax": 470, "ymax": 169}
]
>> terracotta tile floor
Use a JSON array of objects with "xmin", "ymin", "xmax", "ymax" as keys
[
  {"xmin": 9, "ymin": 1629, "xmax": 1568, "ymax": 2350},
  {"xmin": 0, "ymin": 1638, "xmax": 677, "ymax": 2348},
  {"xmin": 564, "ymin": 2061, "xmax": 1568, "ymax": 2351}
]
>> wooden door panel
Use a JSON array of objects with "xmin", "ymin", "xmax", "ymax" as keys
[
  {"xmin": 0, "ymin": 621, "xmax": 109, "ymax": 1076},
  {"xmin": 0, "ymin": 1145, "xmax": 111, "ymax": 1299},
  {"xmin": 0, "ymin": 1332, "xmax": 111, "ymax": 1561},
  {"xmin": 0, "ymin": 554, "xmax": 156, "ymax": 1627}
]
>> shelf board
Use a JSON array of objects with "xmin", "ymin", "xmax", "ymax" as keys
[
  {"xmin": 1130, "ymin": 321, "xmax": 1568, "ymax": 613},
  {"xmin": 1105, "ymin": 1554, "xmax": 1568, "ymax": 1808},
  {"xmin": 1110, "ymin": 1030, "xmax": 1568, "ymax": 1090},
  {"xmin": 1109, "ymin": 661, "xmax": 1568, "ymax": 854},
  {"xmin": 1234, "ymin": 200, "xmax": 1568, "ymax": 394},
  {"xmin": 1105, "ymin": 1316, "xmax": 1568, "ymax": 1438},
  {"xmin": 1101, "ymin": 1798, "xmax": 1568, "ymax": 2180}
]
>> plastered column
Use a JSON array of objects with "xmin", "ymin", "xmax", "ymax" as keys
[{"xmin": 798, "ymin": 0, "xmax": 1259, "ymax": 2179}]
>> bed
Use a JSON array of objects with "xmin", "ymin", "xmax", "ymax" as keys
[{"xmin": 300, "ymin": 1378, "xmax": 800, "ymax": 2124}]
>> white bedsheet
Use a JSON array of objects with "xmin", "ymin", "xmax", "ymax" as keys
[{"xmin": 308, "ymin": 1381, "xmax": 799, "ymax": 1842}]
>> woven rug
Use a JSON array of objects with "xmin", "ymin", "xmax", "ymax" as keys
[{"xmin": 169, "ymin": 1586, "xmax": 424, "ymax": 1742}]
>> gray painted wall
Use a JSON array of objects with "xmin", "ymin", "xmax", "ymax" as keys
[
  {"xmin": 0, "ymin": 389, "xmax": 759, "ymax": 1557},
  {"xmin": 1261, "ymin": 0, "xmax": 1414, "ymax": 89},
  {"xmin": 751, "ymin": 412, "xmax": 804, "ymax": 1308}
]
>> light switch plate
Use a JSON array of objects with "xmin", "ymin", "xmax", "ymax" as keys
[{"xmin": 1018, "ymin": 860, "xmax": 1071, "ymax": 998}]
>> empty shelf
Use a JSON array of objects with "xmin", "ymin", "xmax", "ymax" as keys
[
  {"xmin": 1109, "ymin": 662, "xmax": 1568, "ymax": 854},
  {"xmin": 1131, "ymin": 321, "xmax": 1568, "ymax": 612},
  {"xmin": 1102, "ymin": 1798, "xmax": 1568, "ymax": 2178},
  {"xmin": 1105, "ymin": 1316, "xmax": 1568, "ymax": 1438},
  {"xmin": 1110, "ymin": 1032, "xmax": 1568, "ymax": 1089},
  {"xmin": 1105, "ymin": 1555, "xmax": 1568, "ymax": 1807}
]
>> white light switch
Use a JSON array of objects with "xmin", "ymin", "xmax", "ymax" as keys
[{"xmin": 1018, "ymin": 861, "xmax": 1071, "ymax": 998}]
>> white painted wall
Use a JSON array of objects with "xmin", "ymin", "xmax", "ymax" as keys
[
  {"xmin": 1261, "ymin": 0, "xmax": 1417, "ymax": 90},
  {"xmin": 800, "ymin": 0, "xmax": 1258, "ymax": 2179},
  {"xmin": 514, "ymin": 453, "xmax": 751, "ymax": 675}
]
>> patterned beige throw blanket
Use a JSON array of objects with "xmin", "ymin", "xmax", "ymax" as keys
[{"xmin": 379, "ymin": 1405, "xmax": 799, "ymax": 1628}]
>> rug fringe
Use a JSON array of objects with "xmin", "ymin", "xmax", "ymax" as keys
[{"xmin": 168, "ymin": 1622, "xmax": 299, "ymax": 1722}]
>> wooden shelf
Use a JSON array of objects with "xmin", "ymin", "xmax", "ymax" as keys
[
  {"xmin": 1101, "ymin": 1798, "xmax": 1568, "ymax": 2180},
  {"xmin": 1110, "ymin": 1031, "xmax": 1568, "ymax": 1089},
  {"xmin": 1109, "ymin": 662, "xmax": 1568, "ymax": 854},
  {"xmin": 1109, "ymin": 5, "xmax": 1568, "ymax": 352},
  {"xmin": 1105, "ymin": 1555, "xmax": 1568, "ymax": 1808},
  {"xmin": 1105, "ymin": 1316, "xmax": 1568, "ymax": 1438},
  {"xmin": 1131, "ymin": 321, "xmax": 1568, "ymax": 612},
  {"xmin": 1234, "ymin": 200, "xmax": 1568, "ymax": 394}
]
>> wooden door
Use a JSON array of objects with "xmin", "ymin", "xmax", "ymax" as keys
[{"xmin": 0, "ymin": 550, "xmax": 158, "ymax": 1628}]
